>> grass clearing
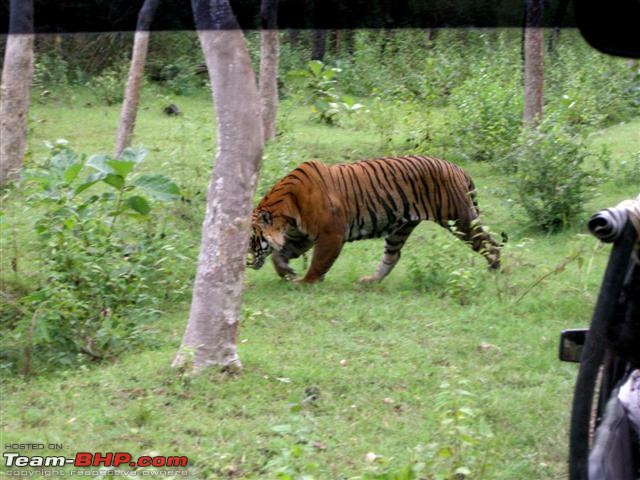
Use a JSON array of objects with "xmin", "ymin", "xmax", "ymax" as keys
[{"xmin": 2, "ymin": 77, "xmax": 639, "ymax": 479}]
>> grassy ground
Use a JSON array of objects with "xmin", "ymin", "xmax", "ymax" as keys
[{"xmin": 2, "ymin": 84, "xmax": 640, "ymax": 479}]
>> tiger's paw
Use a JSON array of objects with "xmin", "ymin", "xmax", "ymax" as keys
[{"xmin": 358, "ymin": 275, "xmax": 381, "ymax": 284}]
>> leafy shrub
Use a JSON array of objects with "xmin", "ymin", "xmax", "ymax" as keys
[
  {"xmin": 287, "ymin": 60, "xmax": 363, "ymax": 125},
  {"xmin": 407, "ymin": 229, "xmax": 486, "ymax": 305},
  {"xmin": 90, "ymin": 62, "xmax": 129, "ymax": 105},
  {"xmin": 506, "ymin": 123, "xmax": 597, "ymax": 231},
  {"xmin": 155, "ymin": 56, "xmax": 205, "ymax": 96},
  {"xmin": 449, "ymin": 60, "xmax": 523, "ymax": 162},
  {"xmin": 616, "ymin": 151, "xmax": 640, "ymax": 185},
  {"xmin": 546, "ymin": 35, "xmax": 640, "ymax": 128},
  {"xmin": 3, "ymin": 142, "xmax": 184, "ymax": 372},
  {"xmin": 33, "ymin": 53, "xmax": 70, "ymax": 89}
]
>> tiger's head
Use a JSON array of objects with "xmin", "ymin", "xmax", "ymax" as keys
[{"xmin": 247, "ymin": 209, "xmax": 288, "ymax": 269}]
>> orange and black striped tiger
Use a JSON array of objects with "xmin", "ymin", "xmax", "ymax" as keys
[{"xmin": 247, "ymin": 155, "xmax": 501, "ymax": 284}]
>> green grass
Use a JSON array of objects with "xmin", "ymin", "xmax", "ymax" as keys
[{"xmin": 2, "ymin": 82, "xmax": 639, "ymax": 479}]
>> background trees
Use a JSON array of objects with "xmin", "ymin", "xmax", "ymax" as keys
[
  {"xmin": 0, "ymin": 0, "xmax": 34, "ymax": 187},
  {"xmin": 259, "ymin": 0, "xmax": 279, "ymax": 141},
  {"xmin": 523, "ymin": 0, "xmax": 544, "ymax": 125},
  {"xmin": 114, "ymin": 0, "xmax": 161, "ymax": 157}
]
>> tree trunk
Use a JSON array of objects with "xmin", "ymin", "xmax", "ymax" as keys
[
  {"xmin": 173, "ymin": 0, "xmax": 263, "ymax": 373},
  {"xmin": 311, "ymin": 29, "xmax": 327, "ymax": 61},
  {"xmin": 114, "ymin": 0, "xmax": 161, "ymax": 158},
  {"xmin": 548, "ymin": 0, "xmax": 569, "ymax": 53},
  {"xmin": 0, "ymin": 0, "xmax": 34, "ymax": 187},
  {"xmin": 259, "ymin": 0, "xmax": 279, "ymax": 142},
  {"xmin": 523, "ymin": 0, "xmax": 544, "ymax": 125}
]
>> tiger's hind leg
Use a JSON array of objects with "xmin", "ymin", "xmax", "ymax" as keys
[
  {"xmin": 444, "ymin": 216, "xmax": 501, "ymax": 269},
  {"xmin": 359, "ymin": 221, "xmax": 419, "ymax": 283}
]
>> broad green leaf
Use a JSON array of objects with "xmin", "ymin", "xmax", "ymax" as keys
[
  {"xmin": 133, "ymin": 174, "xmax": 180, "ymax": 201},
  {"xmin": 51, "ymin": 149, "xmax": 80, "ymax": 174},
  {"xmin": 64, "ymin": 163, "xmax": 83, "ymax": 183},
  {"xmin": 126, "ymin": 195, "xmax": 151, "ymax": 215},
  {"xmin": 323, "ymin": 68, "xmax": 336, "ymax": 80},
  {"xmin": 22, "ymin": 169, "xmax": 53, "ymax": 186},
  {"xmin": 118, "ymin": 147, "xmax": 148, "ymax": 164},
  {"xmin": 102, "ymin": 174, "xmax": 125, "ymax": 190},
  {"xmin": 106, "ymin": 159, "xmax": 136, "ymax": 177},
  {"xmin": 308, "ymin": 60, "xmax": 323, "ymax": 77},
  {"xmin": 75, "ymin": 172, "xmax": 106, "ymax": 195},
  {"xmin": 86, "ymin": 154, "xmax": 114, "ymax": 174}
]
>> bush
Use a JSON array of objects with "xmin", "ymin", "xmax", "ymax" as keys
[
  {"xmin": 546, "ymin": 34, "xmax": 640, "ymax": 128},
  {"xmin": 287, "ymin": 60, "xmax": 364, "ymax": 125},
  {"xmin": 616, "ymin": 151, "xmax": 640, "ymax": 185},
  {"xmin": 90, "ymin": 62, "xmax": 129, "ymax": 105},
  {"xmin": 449, "ymin": 59, "xmax": 523, "ymax": 162},
  {"xmin": 2, "ymin": 142, "xmax": 186, "ymax": 373},
  {"xmin": 506, "ymin": 122, "xmax": 597, "ymax": 231}
]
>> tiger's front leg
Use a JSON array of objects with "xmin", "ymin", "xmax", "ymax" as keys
[
  {"xmin": 271, "ymin": 251, "xmax": 297, "ymax": 280},
  {"xmin": 297, "ymin": 232, "xmax": 345, "ymax": 284}
]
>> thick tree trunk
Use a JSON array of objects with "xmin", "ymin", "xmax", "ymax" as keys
[
  {"xmin": 523, "ymin": 0, "xmax": 544, "ymax": 125},
  {"xmin": 114, "ymin": 0, "xmax": 160, "ymax": 158},
  {"xmin": 259, "ymin": 0, "xmax": 279, "ymax": 141},
  {"xmin": 173, "ymin": 0, "xmax": 263, "ymax": 372},
  {"xmin": 0, "ymin": 0, "xmax": 34, "ymax": 187},
  {"xmin": 311, "ymin": 29, "xmax": 327, "ymax": 61}
]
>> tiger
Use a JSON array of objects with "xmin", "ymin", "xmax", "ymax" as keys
[{"xmin": 247, "ymin": 155, "xmax": 501, "ymax": 284}]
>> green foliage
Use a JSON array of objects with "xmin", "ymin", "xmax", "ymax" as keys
[
  {"xmin": 616, "ymin": 151, "xmax": 640, "ymax": 185},
  {"xmin": 90, "ymin": 62, "xmax": 129, "ymax": 105},
  {"xmin": 406, "ymin": 228, "xmax": 485, "ymax": 305},
  {"xmin": 3, "ymin": 142, "xmax": 184, "ymax": 372},
  {"xmin": 449, "ymin": 60, "xmax": 523, "ymax": 162},
  {"xmin": 262, "ymin": 415, "xmax": 319, "ymax": 479},
  {"xmin": 546, "ymin": 39, "xmax": 640, "ymax": 128},
  {"xmin": 364, "ymin": 375, "xmax": 495, "ymax": 480},
  {"xmin": 154, "ymin": 56, "xmax": 205, "ymax": 96},
  {"xmin": 33, "ymin": 53, "xmax": 71, "ymax": 89},
  {"xmin": 287, "ymin": 60, "xmax": 363, "ymax": 125},
  {"xmin": 506, "ymin": 123, "xmax": 598, "ymax": 231}
]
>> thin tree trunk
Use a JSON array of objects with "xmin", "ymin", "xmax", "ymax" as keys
[
  {"xmin": 523, "ymin": 0, "xmax": 544, "ymax": 125},
  {"xmin": 173, "ymin": 0, "xmax": 263, "ymax": 373},
  {"xmin": 311, "ymin": 29, "xmax": 327, "ymax": 61},
  {"xmin": 0, "ymin": 0, "xmax": 34, "ymax": 187},
  {"xmin": 548, "ymin": 0, "xmax": 570, "ymax": 53},
  {"xmin": 259, "ymin": 0, "xmax": 279, "ymax": 142},
  {"xmin": 114, "ymin": 0, "xmax": 161, "ymax": 158}
]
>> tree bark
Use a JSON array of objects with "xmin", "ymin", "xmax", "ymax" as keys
[
  {"xmin": 523, "ymin": 0, "xmax": 544, "ymax": 125},
  {"xmin": 173, "ymin": 0, "xmax": 263, "ymax": 372},
  {"xmin": 548, "ymin": 0, "xmax": 570, "ymax": 53},
  {"xmin": 114, "ymin": 0, "xmax": 161, "ymax": 158},
  {"xmin": 259, "ymin": 0, "xmax": 279, "ymax": 141},
  {"xmin": 311, "ymin": 29, "xmax": 327, "ymax": 61},
  {"xmin": 0, "ymin": 0, "xmax": 34, "ymax": 187}
]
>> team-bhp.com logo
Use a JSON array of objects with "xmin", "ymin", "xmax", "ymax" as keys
[{"xmin": 4, "ymin": 452, "xmax": 188, "ymax": 468}]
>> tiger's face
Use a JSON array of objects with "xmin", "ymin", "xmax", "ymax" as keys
[{"xmin": 247, "ymin": 210, "xmax": 288, "ymax": 269}]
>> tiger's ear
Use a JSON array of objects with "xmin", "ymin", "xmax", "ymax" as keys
[{"xmin": 258, "ymin": 210, "xmax": 272, "ymax": 225}]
